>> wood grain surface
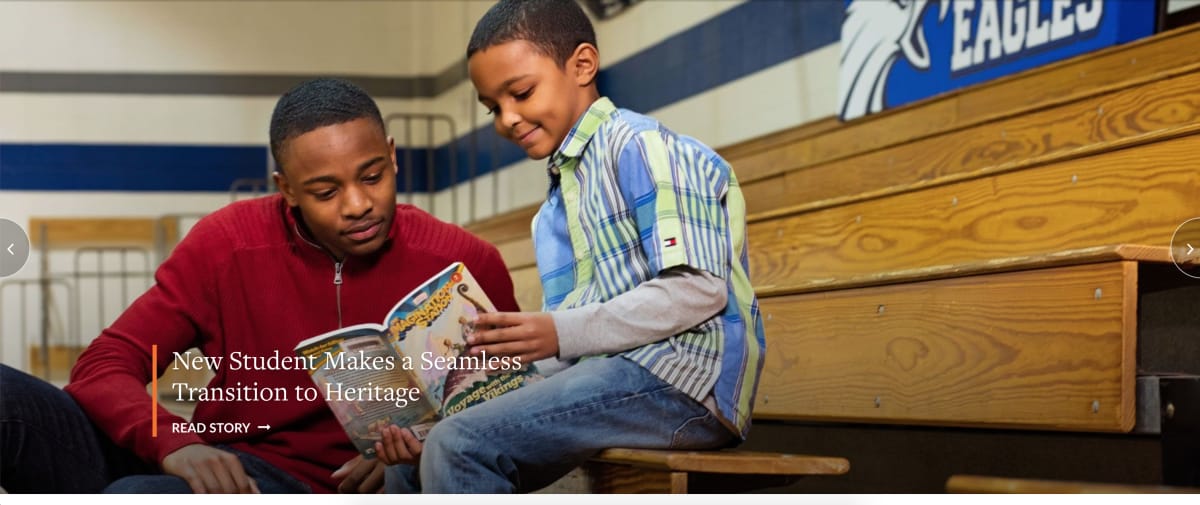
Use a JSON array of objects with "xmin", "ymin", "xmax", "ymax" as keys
[{"xmin": 754, "ymin": 261, "xmax": 1136, "ymax": 431}]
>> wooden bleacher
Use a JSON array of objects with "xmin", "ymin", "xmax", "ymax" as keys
[
  {"xmin": 585, "ymin": 449, "xmax": 848, "ymax": 493},
  {"xmin": 467, "ymin": 23, "xmax": 1200, "ymax": 492},
  {"xmin": 946, "ymin": 475, "xmax": 1200, "ymax": 494}
]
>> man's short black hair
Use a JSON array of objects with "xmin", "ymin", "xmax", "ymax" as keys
[
  {"xmin": 467, "ymin": 0, "xmax": 597, "ymax": 66},
  {"xmin": 269, "ymin": 78, "xmax": 385, "ymax": 171}
]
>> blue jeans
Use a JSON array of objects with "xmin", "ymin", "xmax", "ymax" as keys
[
  {"xmin": 385, "ymin": 356, "xmax": 736, "ymax": 493},
  {"xmin": 0, "ymin": 364, "xmax": 308, "ymax": 493}
]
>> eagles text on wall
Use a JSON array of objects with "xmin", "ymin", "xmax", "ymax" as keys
[{"xmin": 837, "ymin": 0, "xmax": 1156, "ymax": 121}]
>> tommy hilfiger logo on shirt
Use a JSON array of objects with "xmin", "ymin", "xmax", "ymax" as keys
[{"xmin": 663, "ymin": 237, "xmax": 678, "ymax": 248}]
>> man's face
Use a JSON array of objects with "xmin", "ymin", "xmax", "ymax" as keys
[
  {"xmin": 274, "ymin": 117, "xmax": 397, "ymax": 260},
  {"xmin": 469, "ymin": 40, "xmax": 594, "ymax": 160}
]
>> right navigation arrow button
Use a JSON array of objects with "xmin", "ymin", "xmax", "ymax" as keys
[{"xmin": 1170, "ymin": 218, "xmax": 1200, "ymax": 279}]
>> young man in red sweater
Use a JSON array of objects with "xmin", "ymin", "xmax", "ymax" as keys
[{"xmin": 0, "ymin": 78, "xmax": 518, "ymax": 493}]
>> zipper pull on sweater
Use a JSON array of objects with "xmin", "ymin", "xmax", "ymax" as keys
[{"xmin": 334, "ymin": 261, "xmax": 344, "ymax": 327}]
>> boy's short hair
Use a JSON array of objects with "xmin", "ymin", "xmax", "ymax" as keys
[
  {"xmin": 467, "ymin": 0, "xmax": 597, "ymax": 67},
  {"xmin": 269, "ymin": 78, "xmax": 385, "ymax": 171}
]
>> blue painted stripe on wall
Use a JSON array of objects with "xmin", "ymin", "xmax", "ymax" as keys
[
  {"xmin": 598, "ymin": 0, "xmax": 842, "ymax": 116},
  {"xmin": 0, "ymin": 143, "xmax": 471, "ymax": 192},
  {"xmin": 0, "ymin": 0, "xmax": 842, "ymax": 192},
  {"xmin": 0, "ymin": 144, "xmax": 267, "ymax": 192},
  {"xmin": 392, "ymin": 127, "xmax": 525, "ymax": 192}
]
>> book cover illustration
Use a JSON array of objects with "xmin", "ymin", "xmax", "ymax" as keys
[
  {"xmin": 294, "ymin": 324, "xmax": 436, "ymax": 459},
  {"xmin": 293, "ymin": 262, "xmax": 541, "ymax": 459},
  {"xmin": 385, "ymin": 262, "xmax": 541, "ymax": 418}
]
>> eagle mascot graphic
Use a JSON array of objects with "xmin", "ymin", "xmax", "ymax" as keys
[{"xmin": 838, "ymin": 0, "xmax": 949, "ymax": 120}]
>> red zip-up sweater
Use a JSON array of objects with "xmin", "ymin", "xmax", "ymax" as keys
[{"xmin": 64, "ymin": 194, "xmax": 518, "ymax": 493}]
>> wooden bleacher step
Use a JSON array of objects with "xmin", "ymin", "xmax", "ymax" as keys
[
  {"xmin": 947, "ymin": 475, "xmax": 1200, "ymax": 494},
  {"xmin": 732, "ymin": 24, "xmax": 1200, "ymax": 215},
  {"xmin": 583, "ymin": 448, "xmax": 849, "ymax": 493},
  {"xmin": 741, "ymin": 63, "xmax": 1200, "ymax": 219},
  {"xmin": 757, "ymin": 244, "xmax": 1178, "ymax": 432},
  {"xmin": 27, "ymin": 344, "xmax": 85, "ymax": 384}
]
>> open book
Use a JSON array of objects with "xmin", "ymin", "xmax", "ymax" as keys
[{"xmin": 293, "ymin": 262, "xmax": 542, "ymax": 459}]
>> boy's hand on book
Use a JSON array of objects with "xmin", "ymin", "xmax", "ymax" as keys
[
  {"xmin": 375, "ymin": 425, "xmax": 423, "ymax": 467},
  {"xmin": 470, "ymin": 311, "xmax": 559, "ymax": 363},
  {"xmin": 332, "ymin": 454, "xmax": 384, "ymax": 494},
  {"xmin": 161, "ymin": 443, "xmax": 261, "ymax": 494}
]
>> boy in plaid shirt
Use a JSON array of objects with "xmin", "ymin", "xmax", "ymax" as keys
[{"xmin": 380, "ymin": 0, "xmax": 765, "ymax": 493}]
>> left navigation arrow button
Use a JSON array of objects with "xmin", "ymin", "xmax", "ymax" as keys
[{"xmin": 0, "ymin": 219, "xmax": 31, "ymax": 277}]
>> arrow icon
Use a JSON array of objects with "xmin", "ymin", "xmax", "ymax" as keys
[
  {"xmin": 257, "ymin": 424, "xmax": 271, "ymax": 430},
  {"xmin": 1189, "ymin": 243, "xmax": 1195, "ymax": 256},
  {"xmin": 5, "ymin": 244, "xmax": 12, "ymax": 255}
]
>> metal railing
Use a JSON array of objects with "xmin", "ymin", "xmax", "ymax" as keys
[
  {"xmin": 0, "ymin": 277, "xmax": 75, "ymax": 376},
  {"xmin": 71, "ymin": 247, "xmax": 154, "ymax": 347},
  {"xmin": 386, "ymin": 113, "xmax": 474, "ymax": 224},
  {"xmin": 256, "ymin": 114, "xmax": 507, "ymax": 225},
  {"xmin": 229, "ymin": 178, "xmax": 268, "ymax": 202},
  {"xmin": 0, "ymin": 225, "xmax": 169, "ymax": 379}
]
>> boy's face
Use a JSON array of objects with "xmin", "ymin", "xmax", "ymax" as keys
[
  {"xmin": 469, "ymin": 40, "xmax": 599, "ymax": 160},
  {"xmin": 274, "ymin": 117, "xmax": 398, "ymax": 260}
]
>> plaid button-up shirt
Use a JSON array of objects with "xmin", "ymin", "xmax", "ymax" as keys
[{"xmin": 532, "ymin": 97, "xmax": 765, "ymax": 437}]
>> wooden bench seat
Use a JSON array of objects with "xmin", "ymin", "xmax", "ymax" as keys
[
  {"xmin": 583, "ymin": 448, "xmax": 849, "ymax": 493},
  {"xmin": 947, "ymin": 475, "xmax": 1200, "ymax": 494}
]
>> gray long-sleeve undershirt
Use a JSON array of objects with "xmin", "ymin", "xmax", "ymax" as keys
[
  {"xmin": 550, "ymin": 265, "xmax": 727, "ymax": 360},
  {"xmin": 534, "ymin": 266, "xmax": 731, "ymax": 426}
]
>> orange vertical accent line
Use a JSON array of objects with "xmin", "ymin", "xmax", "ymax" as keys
[{"xmin": 152, "ymin": 344, "xmax": 158, "ymax": 438}]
